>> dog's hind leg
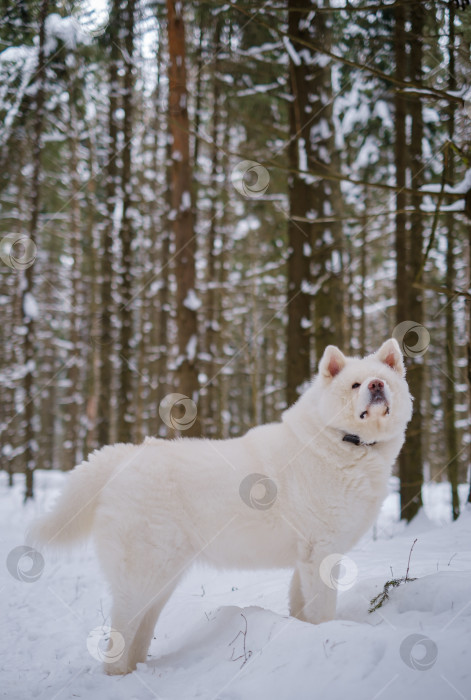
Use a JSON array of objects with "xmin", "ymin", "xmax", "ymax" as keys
[
  {"xmin": 94, "ymin": 513, "xmax": 192, "ymax": 674},
  {"xmin": 127, "ymin": 596, "xmax": 168, "ymax": 670},
  {"xmin": 289, "ymin": 566, "xmax": 304, "ymax": 618},
  {"xmin": 103, "ymin": 593, "xmax": 150, "ymax": 675},
  {"xmin": 104, "ymin": 582, "xmax": 177, "ymax": 675}
]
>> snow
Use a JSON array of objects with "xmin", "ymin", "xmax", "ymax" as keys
[
  {"xmin": 238, "ymin": 82, "xmax": 281, "ymax": 97},
  {"xmin": 72, "ymin": 0, "xmax": 109, "ymax": 38},
  {"xmin": 311, "ymin": 118, "xmax": 331, "ymax": 143},
  {"xmin": 242, "ymin": 42, "xmax": 282, "ymax": 57},
  {"xmin": 2, "ymin": 472, "xmax": 471, "ymax": 700},
  {"xmin": 298, "ymin": 138, "xmax": 308, "ymax": 172},
  {"xmin": 45, "ymin": 13, "xmax": 83, "ymax": 52},
  {"xmin": 23, "ymin": 292, "xmax": 39, "ymax": 320},
  {"xmin": 233, "ymin": 216, "xmax": 260, "ymax": 241},
  {"xmin": 423, "ymin": 107, "xmax": 440, "ymax": 124},
  {"xmin": 356, "ymin": 136, "xmax": 379, "ymax": 169},
  {"xmin": 183, "ymin": 289, "xmax": 202, "ymax": 311},
  {"xmin": 181, "ymin": 191, "xmax": 191, "ymax": 211},
  {"xmin": 0, "ymin": 46, "xmax": 32, "ymax": 63},
  {"xmin": 301, "ymin": 275, "xmax": 329, "ymax": 296},
  {"xmin": 185, "ymin": 334, "xmax": 197, "ymax": 362},
  {"xmin": 373, "ymin": 100, "xmax": 393, "ymax": 127},
  {"xmin": 421, "ymin": 170, "xmax": 471, "ymax": 197},
  {"xmin": 297, "ymin": 139, "xmax": 318, "ymax": 185},
  {"xmin": 112, "ymin": 199, "xmax": 123, "ymax": 235},
  {"xmin": 449, "ymin": 169, "xmax": 471, "ymax": 194},
  {"xmin": 283, "ymin": 36, "xmax": 301, "ymax": 66},
  {"xmin": 0, "ymin": 45, "xmax": 37, "ymax": 146}
]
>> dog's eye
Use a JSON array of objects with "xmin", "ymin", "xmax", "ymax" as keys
[{"xmin": 352, "ymin": 383, "xmax": 361, "ymax": 389}]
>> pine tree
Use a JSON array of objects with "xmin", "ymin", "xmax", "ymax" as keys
[
  {"xmin": 166, "ymin": 0, "xmax": 200, "ymax": 436},
  {"xmin": 22, "ymin": 0, "xmax": 49, "ymax": 500},
  {"xmin": 286, "ymin": 0, "xmax": 312, "ymax": 406},
  {"xmin": 117, "ymin": 0, "xmax": 137, "ymax": 443},
  {"xmin": 97, "ymin": 0, "xmax": 120, "ymax": 447}
]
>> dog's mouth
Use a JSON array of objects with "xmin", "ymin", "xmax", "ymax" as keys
[{"xmin": 360, "ymin": 403, "xmax": 390, "ymax": 420}]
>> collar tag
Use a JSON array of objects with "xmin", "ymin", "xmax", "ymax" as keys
[
  {"xmin": 343, "ymin": 433, "xmax": 361, "ymax": 446},
  {"xmin": 342, "ymin": 433, "xmax": 377, "ymax": 447}
]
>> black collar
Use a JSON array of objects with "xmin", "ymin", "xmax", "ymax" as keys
[{"xmin": 342, "ymin": 433, "xmax": 376, "ymax": 447}]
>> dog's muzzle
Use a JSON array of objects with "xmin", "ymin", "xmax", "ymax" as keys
[{"xmin": 368, "ymin": 379, "xmax": 386, "ymax": 404}]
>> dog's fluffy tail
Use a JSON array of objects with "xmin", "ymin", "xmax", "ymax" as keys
[{"xmin": 28, "ymin": 446, "xmax": 116, "ymax": 549}]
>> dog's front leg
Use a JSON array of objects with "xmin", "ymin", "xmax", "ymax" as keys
[{"xmin": 290, "ymin": 551, "xmax": 337, "ymax": 624}]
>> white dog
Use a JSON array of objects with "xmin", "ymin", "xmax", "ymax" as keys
[{"xmin": 32, "ymin": 338, "xmax": 412, "ymax": 674}]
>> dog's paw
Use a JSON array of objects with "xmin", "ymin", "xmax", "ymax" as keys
[{"xmin": 103, "ymin": 661, "xmax": 131, "ymax": 676}]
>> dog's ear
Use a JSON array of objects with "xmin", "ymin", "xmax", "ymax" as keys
[
  {"xmin": 375, "ymin": 338, "xmax": 405, "ymax": 376},
  {"xmin": 319, "ymin": 345, "xmax": 346, "ymax": 379}
]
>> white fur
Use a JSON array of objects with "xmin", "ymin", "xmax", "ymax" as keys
[{"xmin": 31, "ymin": 339, "xmax": 412, "ymax": 675}]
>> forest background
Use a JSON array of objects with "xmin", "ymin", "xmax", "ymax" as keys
[{"xmin": 1, "ymin": 0, "xmax": 471, "ymax": 522}]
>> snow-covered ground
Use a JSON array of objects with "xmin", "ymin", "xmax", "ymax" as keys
[{"xmin": 1, "ymin": 470, "xmax": 470, "ymax": 700}]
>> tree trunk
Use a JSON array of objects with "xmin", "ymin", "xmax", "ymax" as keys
[
  {"xmin": 166, "ymin": 0, "xmax": 200, "ymax": 436},
  {"xmin": 97, "ymin": 0, "xmax": 120, "ymax": 447},
  {"xmin": 286, "ymin": 0, "xmax": 313, "ymax": 407},
  {"xmin": 215, "ymin": 128, "xmax": 231, "ymax": 438},
  {"xmin": 117, "ymin": 0, "xmax": 136, "ymax": 443},
  {"xmin": 395, "ymin": 0, "xmax": 424, "ymax": 521},
  {"xmin": 286, "ymin": 0, "xmax": 345, "ymax": 407},
  {"xmin": 445, "ymin": 1, "xmax": 460, "ymax": 520},
  {"xmin": 358, "ymin": 187, "xmax": 369, "ymax": 356},
  {"xmin": 403, "ymin": 0, "xmax": 425, "ymax": 521},
  {"xmin": 83, "ymin": 105, "xmax": 101, "ymax": 456},
  {"xmin": 310, "ymin": 3, "xmax": 345, "ymax": 360},
  {"xmin": 146, "ymin": 38, "xmax": 169, "ymax": 437},
  {"xmin": 204, "ymin": 18, "xmax": 223, "ymax": 436},
  {"xmin": 36, "ymin": 257, "xmax": 57, "ymax": 473},
  {"xmin": 154, "ymin": 129, "xmax": 174, "ymax": 437},
  {"xmin": 22, "ymin": 0, "xmax": 48, "ymax": 500},
  {"xmin": 62, "ymin": 56, "xmax": 83, "ymax": 470}
]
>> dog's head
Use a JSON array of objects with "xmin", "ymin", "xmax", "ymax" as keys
[{"xmin": 315, "ymin": 338, "xmax": 413, "ymax": 444}]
